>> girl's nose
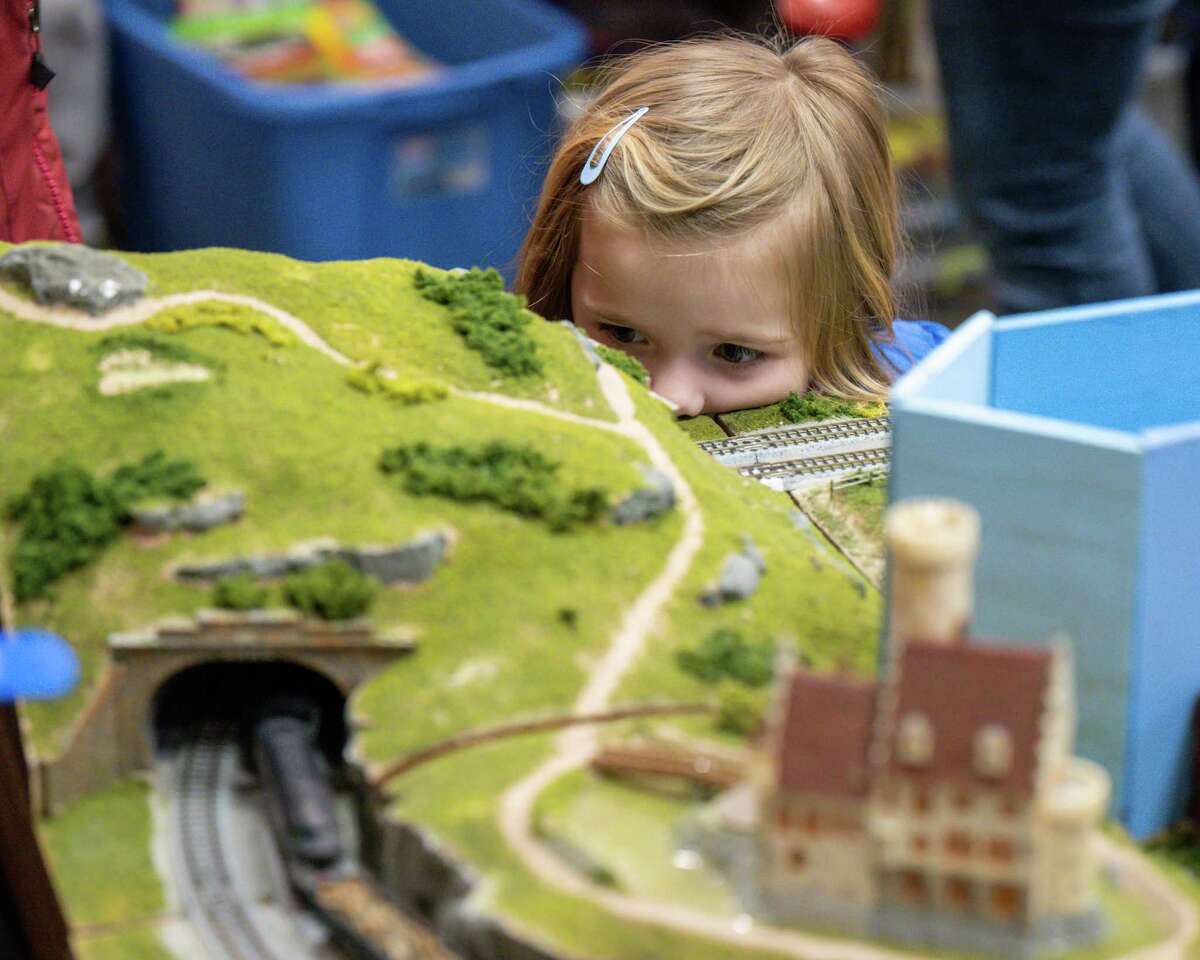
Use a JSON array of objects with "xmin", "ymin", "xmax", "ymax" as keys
[{"xmin": 648, "ymin": 362, "xmax": 705, "ymax": 417}]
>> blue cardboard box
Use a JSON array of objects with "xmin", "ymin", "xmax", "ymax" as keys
[
  {"xmin": 104, "ymin": 0, "xmax": 586, "ymax": 271},
  {"xmin": 889, "ymin": 292, "xmax": 1200, "ymax": 839}
]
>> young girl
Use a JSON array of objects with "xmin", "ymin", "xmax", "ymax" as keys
[{"xmin": 515, "ymin": 35, "xmax": 948, "ymax": 417}]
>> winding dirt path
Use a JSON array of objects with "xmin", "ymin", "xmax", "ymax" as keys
[{"xmin": 0, "ymin": 286, "xmax": 354, "ymax": 366}]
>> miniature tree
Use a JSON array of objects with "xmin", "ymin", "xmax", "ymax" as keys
[
  {"xmin": 283, "ymin": 560, "xmax": 376, "ymax": 621},
  {"xmin": 6, "ymin": 453, "xmax": 205, "ymax": 599},
  {"xmin": 414, "ymin": 267, "xmax": 542, "ymax": 377},
  {"xmin": 676, "ymin": 628, "xmax": 774, "ymax": 687},
  {"xmin": 108, "ymin": 450, "xmax": 206, "ymax": 515},
  {"xmin": 379, "ymin": 440, "xmax": 607, "ymax": 532},
  {"xmin": 212, "ymin": 573, "xmax": 269, "ymax": 611}
]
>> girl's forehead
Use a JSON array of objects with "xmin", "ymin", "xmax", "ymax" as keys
[{"xmin": 575, "ymin": 211, "xmax": 791, "ymax": 326}]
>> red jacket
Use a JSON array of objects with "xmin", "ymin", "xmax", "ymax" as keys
[{"xmin": 1, "ymin": 0, "xmax": 80, "ymax": 243}]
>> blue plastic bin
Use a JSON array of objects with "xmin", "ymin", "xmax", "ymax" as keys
[{"xmin": 104, "ymin": 0, "xmax": 586, "ymax": 270}]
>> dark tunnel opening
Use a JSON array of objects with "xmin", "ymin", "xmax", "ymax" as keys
[{"xmin": 152, "ymin": 660, "xmax": 347, "ymax": 767}]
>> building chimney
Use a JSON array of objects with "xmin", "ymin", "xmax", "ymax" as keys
[{"xmin": 885, "ymin": 498, "xmax": 980, "ymax": 649}]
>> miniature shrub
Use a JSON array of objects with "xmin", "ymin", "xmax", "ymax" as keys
[
  {"xmin": 147, "ymin": 301, "xmax": 294, "ymax": 348},
  {"xmin": 380, "ymin": 376, "xmax": 449, "ymax": 405},
  {"xmin": 379, "ymin": 441, "xmax": 608, "ymax": 532},
  {"xmin": 675, "ymin": 628, "xmax": 774, "ymax": 688},
  {"xmin": 413, "ymin": 268, "xmax": 542, "ymax": 377},
  {"xmin": 6, "ymin": 453, "xmax": 206, "ymax": 600},
  {"xmin": 779, "ymin": 390, "xmax": 886, "ymax": 424},
  {"xmin": 6, "ymin": 465, "xmax": 122, "ymax": 601},
  {"xmin": 213, "ymin": 573, "xmax": 269, "ymax": 611},
  {"xmin": 283, "ymin": 560, "xmax": 376, "ymax": 621},
  {"xmin": 108, "ymin": 451, "xmax": 206, "ymax": 517},
  {"xmin": 346, "ymin": 362, "xmax": 448, "ymax": 405},
  {"xmin": 595, "ymin": 344, "xmax": 649, "ymax": 386},
  {"xmin": 716, "ymin": 685, "xmax": 767, "ymax": 737}
]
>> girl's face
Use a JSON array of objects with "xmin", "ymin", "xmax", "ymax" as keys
[{"xmin": 571, "ymin": 209, "xmax": 809, "ymax": 416}]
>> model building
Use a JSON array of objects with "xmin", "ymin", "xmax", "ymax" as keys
[{"xmin": 757, "ymin": 500, "xmax": 1110, "ymax": 956}]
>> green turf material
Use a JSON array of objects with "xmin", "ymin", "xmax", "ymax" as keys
[{"xmin": 39, "ymin": 778, "xmax": 163, "ymax": 928}]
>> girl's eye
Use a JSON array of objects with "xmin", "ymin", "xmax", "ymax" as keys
[
  {"xmin": 599, "ymin": 323, "xmax": 648, "ymax": 345},
  {"xmin": 714, "ymin": 343, "xmax": 763, "ymax": 364}
]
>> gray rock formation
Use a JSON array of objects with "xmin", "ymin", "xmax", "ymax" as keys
[
  {"xmin": 611, "ymin": 467, "xmax": 675, "ymax": 525},
  {"xmin": 131, "ymin": 491, "xmax": 244, "ymax": 533},
  {"xmin": 334, "ymin": 531, "xmax": 448, "ymax": 584},
  {"xmin": 739, "ymin": 534, "xmax": 766, "ymax": 576},
  {"xmin": 0, "ymin": 245, "xmax": 146, "ymax": 315},
  {"xmin": 174, "ymin": 531, "xmax": 449, "ymax": 585},
  {"xmin": 701, "ymin": 535, "xmax": 766, "ymax": 606}
]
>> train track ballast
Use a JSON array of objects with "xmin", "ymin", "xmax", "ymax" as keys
[
  {"xmin": 737, "ymin": 446, "xmax": 890, "ymax": 490},
  {"xmin": 699, "ymin": 416, "xmax": 890, "ymax": 463}
]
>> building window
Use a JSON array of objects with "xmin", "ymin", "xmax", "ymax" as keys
[
  {"xmin": 945, "ymin": 876, "xmax": 973, "ymax": 910},
  {"xmin": 897, "ymin": 712, "xmax": 934, "ymax": 767},
  {"xmin": 900, "ymin": 870, "xmax": 929, "ymax": 904},
  {"xmin": 988, "ymin": 837, "xmax": 1015, "ymax": 863},
  {"xmin": 945, "ymin": 831, "xmax": 971, "ymax": 857},
  {"xmin": 805, "ymin": 810, "xmax": 820, "ymax": 833},
  {"xmin": 911, "ymin": 833, "xmax": 929, "ymax": 854},
  {"xmin": 953, "ymin": 786, "xmax": 972, "ymax": 811},
  {"xmin": 989, "ymin": 883, "xmax": 1025, "ymax": 920},
  {"xmin": 974, "ymin": 724, "xmax": 1014, "ymax": 779},
  {"xmin": 790, "ymin": 848, "xmax": 807, "ymax": 871},
  {"xmin": 999, "ymin": 794, "xmax": 1023, "ymax": 817}
]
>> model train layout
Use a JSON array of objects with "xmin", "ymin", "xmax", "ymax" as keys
[{"xmin": 5, "ymin": 244, "xmax": 1200, "ymax": 960}]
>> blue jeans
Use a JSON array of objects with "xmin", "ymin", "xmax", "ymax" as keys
[{"xmin": 932, "ymin": 0, "xmax": 1200, "ymax": 314}]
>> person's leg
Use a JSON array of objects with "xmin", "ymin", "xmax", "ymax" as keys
[
  {"xmin": 1121, "ymin": 107, "xmax": 1200, "ymax": 293},
  {"xmin": 932, "ymin": 0, "xmax": 1172, "ymax": 313}
]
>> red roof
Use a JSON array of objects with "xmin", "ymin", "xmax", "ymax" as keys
[
  {"xmin": 882, "ymin": 642, "xmax": 1054, "ymax": 795},
  {"xmin": 776, "ymin": 672, "xmax": 878, "ymax": 798}
]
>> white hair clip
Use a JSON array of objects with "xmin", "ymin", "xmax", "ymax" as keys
[{"xmin": 580, "ymin": 106, "xmax": 649, "ymax": 185}]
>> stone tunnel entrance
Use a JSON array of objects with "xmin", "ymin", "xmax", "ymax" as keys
[
  {"xmin": 152, "ymin": 660, "xmax": 347, "ymax": 764},
  {"xmin": 38, "ymin": 611, "xmax": 411, "ymax": 814}
]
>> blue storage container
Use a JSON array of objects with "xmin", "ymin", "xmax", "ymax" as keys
[{"xmin": 104, "ymin": 0, "xmax": 586, "ymax": 270}]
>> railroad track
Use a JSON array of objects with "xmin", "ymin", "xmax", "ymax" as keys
[
  {"xmin": 177, "ymin": 724, "xmax": 286, "ymax": 960},
  {"xmin": 698, "ymin": 416, "xmax": 890, "ymax": 463},
  {"xmin": 737, "ymin": 446, "xmax": 890, "ymax": 490}
]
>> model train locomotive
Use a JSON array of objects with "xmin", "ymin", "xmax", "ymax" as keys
[{"xmin": 253, "ymin": 698, "xmax": 343, "ymax": 869}]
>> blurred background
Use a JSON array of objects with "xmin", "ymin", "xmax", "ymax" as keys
[{"xmin": 43, "ymin": 0, "xmax": 1200, "ymax": 327}]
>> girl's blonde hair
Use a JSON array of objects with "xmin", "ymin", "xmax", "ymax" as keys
[{"xmin": 515, "ymin": 35, "xmax": 901, "ymax": 401}]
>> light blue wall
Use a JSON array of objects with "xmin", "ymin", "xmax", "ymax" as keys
[
  {"xmin": 890, "ymin": 404, "xmax": 1141, "ymax": 811},
  {"xmin": 991, "ymin": 297, "xmax": 1200, "ymax": 433},
  {"xmin": 1126, "ymin": 426, "xmax": 1200, "ymax": 838},
  {"xmin": 892, "ymin": 310, "xmax": 993, "ymax": 405}
]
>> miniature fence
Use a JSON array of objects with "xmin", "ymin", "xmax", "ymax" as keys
[
  {"xmin": 371, "ymin": 702, "xmax": 715, "ymax": 786},
  {"xmin": 589, "ymin": 742, "xmax": 747, "ymax": 789}
]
